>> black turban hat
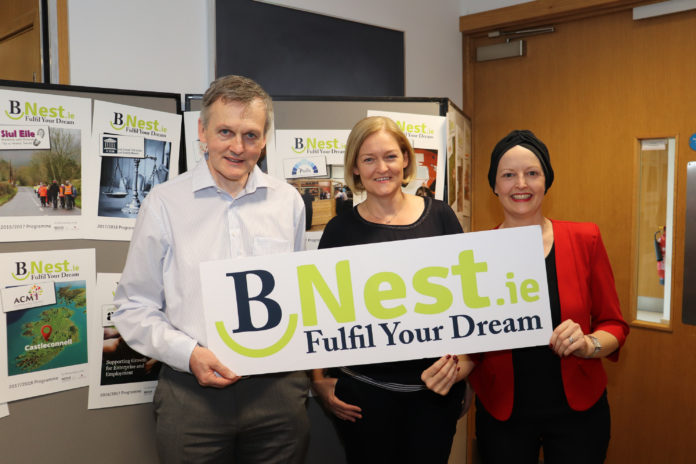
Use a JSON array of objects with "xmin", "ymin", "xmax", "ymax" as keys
[{"xmin": 488, "ymin": 129, "xmax": 554, "ymax": 193}]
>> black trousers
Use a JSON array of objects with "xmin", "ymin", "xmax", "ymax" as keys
[
  {"xmin": 333, "ymin": 374, "xmax": 465, "ymax": 464},
  {"xmin": 475, "ymin": 392, "xmax": 610, "ymax": 464}
]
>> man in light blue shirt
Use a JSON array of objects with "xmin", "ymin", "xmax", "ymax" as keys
[{"xmin": 113, "ymin": 75, "xmax": 309, "ymax": 463}]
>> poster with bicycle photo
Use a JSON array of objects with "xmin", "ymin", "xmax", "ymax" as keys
[{"xmin": 83, "ymin": 101, "xmax": 181, "ymax": 241}]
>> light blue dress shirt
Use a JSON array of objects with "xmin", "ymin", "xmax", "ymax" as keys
[{"xmin": 112, "ymin": 160, "xmax": 306, "ymax": 373}]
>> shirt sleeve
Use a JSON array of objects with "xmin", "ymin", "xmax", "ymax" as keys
[
  {"xmin": 292, "ymin": 189, "xmax": 306, "ymax": 252},
  {"xmin": 111, "ymin": 192, "xmax": 198, "ymax": 373}
]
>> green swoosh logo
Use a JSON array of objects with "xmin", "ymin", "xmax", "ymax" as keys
[
  {"xmin": 215, "ymin": 313, "xmax": 298, "ymax": 358},
  {"xmin": 5, "ymin": 111, "xmax": 23, "ymax": 120},
  {"xmin": 12, "ymin": 273, "xmax": 29, "ymax": 281}
]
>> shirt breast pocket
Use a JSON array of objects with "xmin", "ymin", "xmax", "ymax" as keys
[{"xmin": 253, "ymin": 236, "xmax": 293, "ymax": 256}]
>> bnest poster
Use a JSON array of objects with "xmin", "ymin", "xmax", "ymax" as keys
[
  {"xmin": 83, "ymin": 101, "xmax": 181, "ymax": 241},
  {"xmin": 0, "ymin": 89, "xmax": 91, "ymax": 241},
  {"xmin": 268, "ymin": 129, "xmax": 351, "ymax": 250},
  {"xmin": 366, "ymin": 110, "xmax": 446, "ymax": 201},
  {"xmin": 447, "ymin": 105, "xmax": 472, "ymax": 231},
  {"xmin": 0, "ymin": 249, "xmax": 95, "ymax": 402},
  {"xmin": 88, "ymin": 273, "xmax": 160, "ymax": 409},
  {"xmin": 183, "ymin": 110, "xmax": 205, "ymax": 170}
]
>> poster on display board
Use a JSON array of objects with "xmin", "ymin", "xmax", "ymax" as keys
[
  {"xmin": 268, "ymin": 129, "xmax": 351, "ymax": 250},
  {"xmin": 201, "ymin": 226, "xmax": 552, "ymax": 376},
  {"xmin": 83, "ymin": 101, "xmax": 181, "ymax": 241},
  {"xmin": 446, "ymin": 104, "xmax": 472, "ymax": 231},
  {"xmin": 0, "ymin": 89, "xmax": 91, "ymax": 241},
  {"xmin": 0, "ymin": 402, "xmax": 7, "ymax": 418},
  {"xmin": 0, "ymin": 249, "xmax": 94, "ymax": 402},
  {"xmin": 367, "ymin": 110, "xmax": 446, "ymax": 201},
  {"xmin": 88, "ymin": 273, "xmax": 160, "ymax": 409},
  {"xmin": 183, "ymin": 111, "xmax": 205, "ymax": 170}
]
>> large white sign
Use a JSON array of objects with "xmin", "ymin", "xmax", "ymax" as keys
[
  {"xmin": 0, "ymin": 249, "xmax": 94, "ymax": 402},
  {"xmin": 201, "ymin": 226, "xmax": 552, "ymax": 376}
]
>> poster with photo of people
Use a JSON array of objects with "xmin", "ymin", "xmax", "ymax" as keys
[
  {"xmin": 268, "ymin": 129, "xmax": 351, "ymax": 250},
  {"xmin": 83, "ymin": 100, "xmax": 181, "ymax": 241},
  {"xmin": 0, "ymin": 89, "xmax": 91, "ymax": 241}
]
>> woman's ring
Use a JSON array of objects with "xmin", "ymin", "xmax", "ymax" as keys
[{"xmin": 568, "ymin": 336, "xmax": 574, "ymax": 344}]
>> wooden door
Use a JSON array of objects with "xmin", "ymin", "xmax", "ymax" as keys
[
  {"xmin": 0, "ymin": 0, "xmax": 43, "ymax": 82},
  {"xmin": 464, "ymin": 7, "xmax": 696, "ymax": 463}
]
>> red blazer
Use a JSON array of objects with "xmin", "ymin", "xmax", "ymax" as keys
[{"xmin": 468, "ymin": 220, "xmax": 629, "ymax": 421}]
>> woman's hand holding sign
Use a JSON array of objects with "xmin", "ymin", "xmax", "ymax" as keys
[{"xmin": 421, "ymin": 354, "xmax": 473, "ymax": 396}]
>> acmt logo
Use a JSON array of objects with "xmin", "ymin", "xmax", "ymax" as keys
[
  {"xmin": 5, "ymin": 100, "xmax": 68, "ymax": 120},
  {"xmin": 13, "ymin": 285, "xmax": 42, "ymax": 304},
  {"xmin": 110, "ymin": 112, "xmax": 164, "ymax": 132},
  {"xmin": 215, "ymin": 270, "xmax": 298, "ymax": 358}
]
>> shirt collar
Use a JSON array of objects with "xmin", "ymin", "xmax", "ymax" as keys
[{"xmin": 191, "ymin": 158, "xmax": 269, "ymax": 196}]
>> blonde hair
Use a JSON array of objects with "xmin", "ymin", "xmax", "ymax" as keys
[{"xmin": 343, "ymin": 116, "xmax": 416, "ymax": 192}]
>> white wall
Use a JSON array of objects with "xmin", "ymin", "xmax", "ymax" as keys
[
  {"xmin": 461, "ymin": 0, "xmax": 533, "ymax": 15},
  {"xmin": 66, "ymin": 0, "xmax": 530, "ymax": 105},
  {"xmin": 67, "ymin": 0, "xmax": 213, "ymax": 95}
]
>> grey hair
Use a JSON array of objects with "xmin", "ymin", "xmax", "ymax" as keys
[{"xmin": 199, "ymin": 75, "xmax": 273, "ymax": 135}]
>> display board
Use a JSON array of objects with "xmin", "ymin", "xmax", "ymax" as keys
[{"xmin": 0, "ymin": 79, "xmax": 180, "ymax": 464}]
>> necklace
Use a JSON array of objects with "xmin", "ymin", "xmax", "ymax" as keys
[{"xmin": 363, "ymin": 198, "xmax": 406, "ymax": 224}]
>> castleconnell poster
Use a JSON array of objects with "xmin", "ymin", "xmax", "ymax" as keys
[{"xmin": 0, "ymin": 249, "xmax": 94, "ymax": 402}]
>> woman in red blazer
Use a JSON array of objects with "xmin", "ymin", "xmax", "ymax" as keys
[{"xmin": 468, "ymin": 130, "xmax": 629, "ymax": 464}]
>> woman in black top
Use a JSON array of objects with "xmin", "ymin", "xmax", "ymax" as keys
[{"xmin": 311, "ymin": 116, "xmax": 471, "ymax": 464}]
